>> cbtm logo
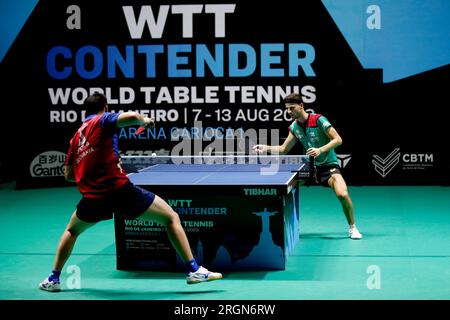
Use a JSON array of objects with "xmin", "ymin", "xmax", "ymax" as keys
[
  {"xmin": 372, "ymin": 148, "xmax": 401, "ymax": 177},
  {"xmin": 30, "ymin": 151, "xmax": 66, "ymax": 177},
  {"xmin": 372, "ymin": 148, "xmax": 433, "ymax": 178}
]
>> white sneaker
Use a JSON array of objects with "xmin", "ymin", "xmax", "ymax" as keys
[
  {"xmin": 39, "ymin": 278, "xmax": 61, "ymax": 292},
  {"xmin": 186, "ymin": 266, "xmax": 223, "ymax": 285},
  {"xmin": 349, "ymin": 227, "xmax": 363, "ymax": 239}
]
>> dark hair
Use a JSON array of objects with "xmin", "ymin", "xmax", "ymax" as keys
[
  {"xmin": 283, "ymin": 93, "xmax": 304, "ymax": 104},
  {"xmin": 84, "ymin": 93, "xmax": 107, "ymax": 115}
]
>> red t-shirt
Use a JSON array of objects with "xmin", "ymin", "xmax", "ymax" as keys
[{"xmin": 66, "ymin": 112, "xmax": 129, "ymax": 198}]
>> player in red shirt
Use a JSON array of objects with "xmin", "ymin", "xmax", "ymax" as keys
[{"xmin": 39, "ymin": 93, "xmax": 222, "ymax": 291}]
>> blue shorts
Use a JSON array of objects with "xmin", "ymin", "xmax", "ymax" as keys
[{"xmin": 76, "ymin": 182, "xmax": 155, "ymax": 223}]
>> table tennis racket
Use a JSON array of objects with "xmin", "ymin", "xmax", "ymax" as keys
[
  {"xmin": 136, "ymin": 118, "xmax": 155, "ymax": 135},
  {"xmin": 135, "ymin": 126, "xmax": 145, "ymax": 135}
]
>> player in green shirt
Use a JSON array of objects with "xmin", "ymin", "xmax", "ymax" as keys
[{"xmin": 253, "ymin": 93, "xmax": 362, "ymax": 239}]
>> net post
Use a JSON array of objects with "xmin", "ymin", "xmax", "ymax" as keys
[{"xmin": 308, "ymin": 155, "xmax": 315, "ymax": 180}]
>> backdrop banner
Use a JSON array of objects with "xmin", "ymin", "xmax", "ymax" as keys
[{"xmin": 1, "ymin": 0, "xmax": 448, "ymax": 187}]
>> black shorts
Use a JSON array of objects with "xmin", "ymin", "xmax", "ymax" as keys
[
  {"xmin": 314, "ymin": 164, "xmax": 341, "ymax": 186},
  {"xmin": 76, "ymin": 182, "xmax": 156, "ymax": 223}
]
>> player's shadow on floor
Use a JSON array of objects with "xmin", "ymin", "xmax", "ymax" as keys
[
  {"xmin": 68, "ymin": 288, "xmax": 226, "ymax": 298},
  {"xmin": 114, "ymin": 270, "xmax": 269, "ymax": 281},
  {"xmin": 300, "ymin": 232, "xmax": 349, "ymax": 240},
  {"xmin": 216, "ymin": 271, "xmax": 270, "ymax": 280},
  {"xmin": 112, "ymin": 270, "xmax": 189, "ymax": 280},
  {"xmin": 112, "ymin": 270, "xmax": 234, "ymax": 281}
]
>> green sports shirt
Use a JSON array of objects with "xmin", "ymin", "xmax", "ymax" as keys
[{"xmin": 288, "ymin": 114, "xmax": 338, "ymax": 166}]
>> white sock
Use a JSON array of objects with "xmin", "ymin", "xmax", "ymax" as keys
[{"xmin": 349, "ymin": 224, "xmax": 356, "ymax": 229}]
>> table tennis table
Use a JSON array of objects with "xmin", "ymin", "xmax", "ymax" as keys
[{"xmin": 114, "ymin": 155, "xmax": 312, "ymax": 271}]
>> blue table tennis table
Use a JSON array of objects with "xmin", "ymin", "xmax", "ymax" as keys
[{"xmin": 114, "ymin": 155, "xmax": 312, "ymax": 271}]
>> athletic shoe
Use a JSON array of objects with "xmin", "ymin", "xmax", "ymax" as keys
[
  {"xmin": 39, "ymin": 278, "xmax": 61, "ymax": 292},
  {"xmin": 186, "ymin": 266, "xmax": 223, "ymax": 284},
  {"xmin": 349, "ymin": 227, "xmax": 363, "ymax": 239}
]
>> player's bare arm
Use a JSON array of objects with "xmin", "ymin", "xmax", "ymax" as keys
[
  {"xmin": 306, "ymin": 127, "xmax": 342, "ymax": 158},
  {"xmin": 253, "ymin": 132, "xmax": 297, "ymax": 155},
  {"xmin": 64, "ymin": 165, "xmax": 75, "ymax": 182},
  {"xmin": 116, "ymin": 111, "xmax": 155, "ymax": 128}
]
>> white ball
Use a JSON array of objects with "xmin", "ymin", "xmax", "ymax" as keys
[{"xmin": 151, "ymin": 153, "xmax": 157, "ymax": 157}]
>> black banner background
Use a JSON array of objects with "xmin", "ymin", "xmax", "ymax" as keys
[{"xmin": 1, "ymin": 0, "xmax": 448, "ymax": 188}]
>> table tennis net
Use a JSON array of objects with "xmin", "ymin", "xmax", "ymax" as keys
[{"xmin": 121, "ymin": 155, "xmax": 313, "ymax": 175}]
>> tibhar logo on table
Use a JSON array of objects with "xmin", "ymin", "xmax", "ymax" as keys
[{"xmin": 244, "ymin": 188, "xmax": 277, "ymax": 196}]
